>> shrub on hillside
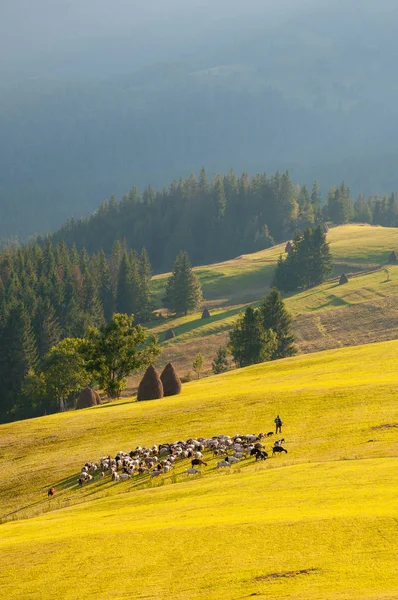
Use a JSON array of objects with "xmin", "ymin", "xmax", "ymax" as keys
[
  {"xmin": 76, "ymin": 387, "xmax": 101, "ymax": 409},
  {"xmin": 137, "ymin": 365, "xmax": 164, "ymax": 401},
  {"xmin": 160, "ymin": 362, "xmax": 182, "ymax": 396}
]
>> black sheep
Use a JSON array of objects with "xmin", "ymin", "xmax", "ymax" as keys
[{"xmin": 272, "ymin": 446, "xmax": 288, "ymax": 455}]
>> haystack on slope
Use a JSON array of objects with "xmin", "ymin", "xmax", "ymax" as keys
[
  {"xmin": 164, "ymin": 328, "xmax": 176, "ymax": 341},
  {"xmin": 160, "ymin": 362, "xmax": 182, "ymax": 397},
  {"xmin": 76, "ymin": 387, "xmax": 100, "ymax": 410},
  {"xmin": 389, "ymin": 250, "xmax": 397, "ymax": 263},
  {"xmin": 201, "ymin": 308, "xmax": 211, "ymax": 319},
  {"xmin": 339, "ymin": 273, "xmax": 349, "ymax": 285},
  {"xmin": 137, "ymin": 365, "xmax": 164, "ymax": 401},
  {"xmin": 285, "ymin": 241, "xmax": 293, "ymax": 253}
]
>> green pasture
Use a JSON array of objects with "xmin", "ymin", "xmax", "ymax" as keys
[{"xmin": 152, "ymin": 224, "xmax": 398, "ymax": 308}]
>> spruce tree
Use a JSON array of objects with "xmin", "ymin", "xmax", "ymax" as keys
[
  {"xmin": 259, "ymin": 289, "xmax": 296, "ymax": 358},
  {"xmin": 212, "ymin": 347, "xmax": 229, "ymax": 374},
  {"xmin": 273, "ymin": 226, "xmax": 332, "ymax": 291},
  {"xmin": 0, "ymin": 302, "xmax": 38, "ymax": 416},
  {"xmin": 163, "ymin": 251, "xmax": 202, "ymax": 315},
  {"xmin": 116, "ymin": 252, "xmax": 138, "ymax": 316},
  {"xmin": 98, "ymin": 250, "xmax": 115, "ymax": 321},
  {"xmin": 34, "ymin": 298, "xmax": 61, "ymax": 360},
  {"xmin": 137, "ymin": 248, "xmax": 153, "ymax": 323},
  {"xmin": 229, "ymin": 306, "xmax": 277, "ymax": 368}
]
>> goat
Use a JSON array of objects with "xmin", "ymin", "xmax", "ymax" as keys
[
  {"xmin": 191, "ymin": 458, "xmax": 207, "ymax": 468},
  {"xmin": 272, "ymin": 446, "xmax": 288, "ymax": 455},
  {"xmin": 255, "ymin": 451, "xmax": 268, "ymax": 461},
  {"xmin": 47, "ymin": 487, "xmax": 55, "ymax": 497}
]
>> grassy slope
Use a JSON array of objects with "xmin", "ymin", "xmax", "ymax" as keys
[
  {"xmin": 0, "ymin": 340, "xmax": 397, "ymax": 599},
  {"xmin": 145, "ymin": 225, "xmax": 398, "ymax": 380}
]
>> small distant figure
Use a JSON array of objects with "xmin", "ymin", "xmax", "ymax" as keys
[
  {"xmin": 47, "ymin": 487, "xmax": 55, "ymax": 498},
  {"xmin": 274, "ymin": 415, "xmax": 282, "ymax": 434}
]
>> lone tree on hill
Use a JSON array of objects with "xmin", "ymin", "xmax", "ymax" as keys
[
  {"xmin": 273, "ymin": 225, "xmax": 332, "ymax": 292},
  {"xmin": 83, "ymin": 313, "xmax": 160, "ymax": 399},
  {"xmin": 259, "ymin": 289, "xmax": 296, "ymax": 359},
  {"xmin": 192, "ymin": 352, "xmax": 205, "ymax": 379},
  {"xmin": 160, "ymin": 362, "xmax": 182, "ymax": 396},
  {"xmin": 212, "ymin": 346, "xmax": 229, "ymax": 374},
  {"xmin": 23, "ymin": 338, "xmax": 88, "ymax": 413},
  {"xmin": 163, "ymin": 251, "xmax": 203, "ymax": 315},
  {"xmin": 229, "ymin": 306, "xmax": 277, "ymax": 368},
  {"xmin": 137, "ymin": 365, "xmax": 164, "ymax": 401}
]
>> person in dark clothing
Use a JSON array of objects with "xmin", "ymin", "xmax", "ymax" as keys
[{"xmin": 274, "ymin": 415, "xmax": 282, "ymax": 434}]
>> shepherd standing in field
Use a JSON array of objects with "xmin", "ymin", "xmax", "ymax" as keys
[{"xmin": 274, "ymin": 415, "xmax": 282, "ymax": 434}]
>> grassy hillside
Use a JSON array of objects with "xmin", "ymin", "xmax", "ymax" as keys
[
  {"xmin": 147, "ymin": 225, "xmax": 398, "ymax": 380},
  {"xmin": 0, "ymin": 340, "xmax": 397, "ymax": 599}
]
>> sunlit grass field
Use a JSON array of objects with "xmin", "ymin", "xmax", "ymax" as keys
[
  {"xmin": 152, "ymin": 224, "xmax": 398, "ymax": 307},
  {"xmin": 1, "ymin": 340, "xmax": 397, "ymax": 599},
  {"xmin": 144, "ymin": 225, "xmax": 398, "ymax": 378}
]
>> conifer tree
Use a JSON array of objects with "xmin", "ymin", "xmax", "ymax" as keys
[
  {"xmin": 229, "ymin": 306, "xmax": 277, "ymax": 368},
  {"xmin": 0, "ymin": 302, "xmax": 38, "ymax": 416},
  {"xmin": 116, "ymin": 252, "xmax": 137, "ymax": 316},
  {"xmin": 34, "ymin": 298, "xmax": 62, "ymax": 360},
  {"xmin": 137, "ymin": 248, "xmax": 153, "ymax": 322},
  {"xmin": 212, "ymin": 346, "xmax": 229, "ymax": 374},
  {"xmin": 259, "ymin": 289, "xmax": 296, "ymax": 358},
  {"xmin": 98, "ymin": 250, "xmax": 115, "ymax": 321},
  {"xmin": 163, "ymin": 251, "xmax": 202, "ymax": 315},
  {"xmin": 273, "ymin": 226, "xmax": 332, "ymax": 291}
]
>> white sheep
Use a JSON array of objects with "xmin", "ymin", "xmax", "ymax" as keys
[
  {"xmin": 217, "ymin": 460, "xmax": 231, "ymax": 468},
  {"xmin": 186, "ymin": 468, "xmax": 201, "ymax": 475},
  {"xmin": 151, "ymin": 470, "xmax": 162, "ymax": 478}
]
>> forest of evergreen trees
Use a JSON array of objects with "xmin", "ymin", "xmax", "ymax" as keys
[
  {"xmin": 0, "ymin": 240, "xmax": 154, "ymax": 420},
  {"xmin": 48, "ymin": 169, "xmax": 398, "ymax": 272}
]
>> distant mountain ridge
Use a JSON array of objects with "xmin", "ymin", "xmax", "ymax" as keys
[{"xmin": 1, "ymin": 0, "xmax": 398, "ymax": 240}]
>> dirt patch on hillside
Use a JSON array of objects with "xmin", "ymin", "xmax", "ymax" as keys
[
  {"xmin": 371, "ymin": 423, "xmax": 398, "ymax": 430},
  {"xmin": 255, "ymin": 568, "xmax": 319, "ymax": 581},
  {"xmin": 294, "ymin": 296, "xmax": 398, "ymax": 354}
]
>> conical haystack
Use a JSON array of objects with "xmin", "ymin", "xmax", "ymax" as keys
[
  {"xmin": 76, "ymin": 387, "xmax": 101, "ymax": 409},
  {"xmin": 137, "ymin": 365, "xmax": 164, "ymax": 401},
  {"xmin": 285, "ymin": 241, "xmax": 293, "ymax": 253},
  {"xmin": 160, "ymin": 362, "xmax": 182, "ymax": 397},
  {"xmin": 164, "ymin": 328, "xmax": 176, "ymax": 341},
  {"xmin": 389, "ymin": 250, "xmax": 397, "ymax": 263},
  {"xmin": 339, "ymin": 273, "xmax": 349, "ymax": 285},
  {"xmin": 201, "ymin": 308, "xmax": 211, "ymax": 319}
]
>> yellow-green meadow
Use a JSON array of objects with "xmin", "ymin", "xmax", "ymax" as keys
[{"xmin": 1, "ymin": 339, "xmax": 397, "ymax": 599}]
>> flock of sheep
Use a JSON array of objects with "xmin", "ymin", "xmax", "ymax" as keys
[{"xmin": 77, "ymin": 432, "xmax": 288, "ymax": 485}]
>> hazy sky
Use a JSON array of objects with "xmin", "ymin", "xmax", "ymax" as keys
[{"xmin": 1, "ymin": 0, "xmax": 323, "ymax": 78}]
